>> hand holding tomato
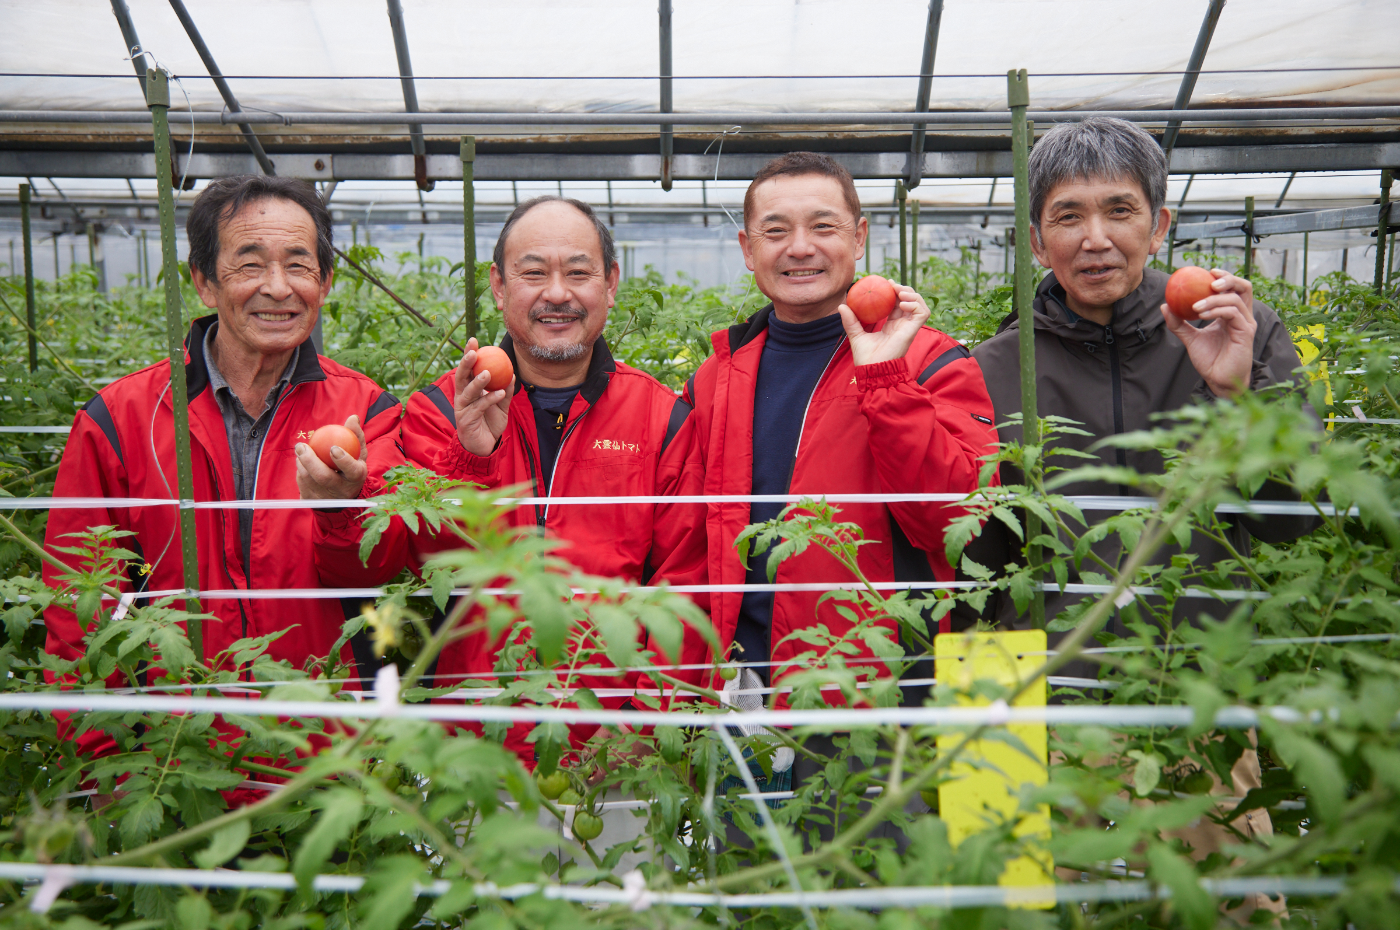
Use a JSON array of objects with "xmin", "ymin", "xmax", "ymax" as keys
[
  {"xmin": 1159, "ymin": 267, "xmax": 1258, "ymax": 399},
  {"xmin": 295, "ymin": 414, "xmax": 369, "ymax": 500},
  {"xmin": 837, "ymin": 281, "xmax": 931, "ymax": 368},
  {"xmin": 453, "ymin": 337, "xmax": 515, "ymax": 456}
]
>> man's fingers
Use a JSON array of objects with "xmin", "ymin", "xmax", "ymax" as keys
[
  {"xmin": 836, "ymin": 305, "xmax": 865, "ymax": 340},
  {"xmin": 342, "ymin": 414, "xmax": 369, "ymax": 461}
]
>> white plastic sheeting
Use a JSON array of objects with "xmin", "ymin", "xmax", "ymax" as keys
[{"xmin": 3, "ymin": 0, "xmax": 1398, "ymax": 115}]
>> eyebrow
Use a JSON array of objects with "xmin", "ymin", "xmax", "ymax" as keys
[
  {"xmin": 514, "ymin": 252, "xmax": 597, "ymax": 266},
  {"xmin": 1050, "ymin": 192, "xmax": 1142, "ymax": 213},
  {"xmin": 759, "ymin": 208, "xmax": 841, "ymax": 225},
  {"xmin": 232, "ymin": 243, "xmax": 311, "ymax": 257}
]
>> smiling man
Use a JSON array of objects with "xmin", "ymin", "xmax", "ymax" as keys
[
  {"xmin": 969, "ymin": 116, "xmax": 1315, "ymax": 629},
  {"xmin": 43, "ymin": 175, "xmax": 403, "ymax": 695},
  {"xmin": 312, "ymin": 196, "xmax": 701, "ymax": 706},
  {"xmin": 658, "ymin": 153, "xmax": 997, "ymax": 765}
]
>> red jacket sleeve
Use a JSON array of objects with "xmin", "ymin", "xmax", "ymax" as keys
[
  {"xmin": 854, "ymin": 345, "xmax": 999, "ymax": 563},
  {"xmin": 312, "ymin": 389, "xmax": 409, "ymax": 587},
  {"xmin": 43, "ymin": 407, "xmax": 133, "ymax": 664}
]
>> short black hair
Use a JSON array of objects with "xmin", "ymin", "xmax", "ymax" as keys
[
  {"xmin": 492, "ymin": 196, "xmax": 616, "ymax": 274},
  {"xmin": 186, "ymin": 175, "xmax": 334, "ymax": 282},
  {"xmin": 744, "ymin": 152, "xmax": 862, "ymax": 229},
  {"xmin": 1028, "ymin": 118, "xmax": 1168, "ymax": 232}
]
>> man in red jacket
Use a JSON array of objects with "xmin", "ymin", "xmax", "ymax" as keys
[
  {"xmin": 44, "ymin": 176, "xmax": 402, "ymax": 697},
  {"xmin": 662, "ymin": 152, "xmax": 999, "ymax": 715},
  {"xmin": 312, "ymin": 196, "xmax": 700, "ymax": 696}
]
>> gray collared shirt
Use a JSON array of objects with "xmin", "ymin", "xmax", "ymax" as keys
[{"xmin": 202, "ymin": 322, "xmax": 299, "ymax": 572}]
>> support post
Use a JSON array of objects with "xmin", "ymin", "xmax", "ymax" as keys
[
  {"xmin": 1161, "ymin": 0, "xmax": 1226, "ymax": 160},
  {"xmin": 20, "ymin": 183, "xmax": 37, "ymax": 372},
  {"xmin": 461, "ymin": 136, "xmax": 477, "ymax": 341},
  {"xmin": 1375, "ymin": 169, "xmax": 1392, "ymax": 293},
  {"xmin": 904, "ymin": 0, "xmax": 945, "ymax": 191},
  {"xmin": 147, "ymin": 68, "xmax": 203, "ymax": 658},
  {"xmin": 1242, "ymin": 196, "xmax": 1254, "ymax": 278},
  {"xmin": 1009, "ymin": 68, "xmax": 1044, "ymax": 629},
  {"xmin": 107, "ymin": 0, "xmax": 149, "ymax": 99},
  {"xmin": 897, "ymin": 181, "xmax": 908, "ymax": 286},
  {"xmin": 1302, "ymin": 231, "xmax": 1309, "ymax": 298},
  {"xmin": 386, "ymin": 0, "xmax": 433, "ymax": 192},
  {"xmin": 658, "ymin": 0, "xmax": 673, "ymax": 191},
  {"xmin": 911, "ymin": 199, "xmax": 920, "ymax": 289}
]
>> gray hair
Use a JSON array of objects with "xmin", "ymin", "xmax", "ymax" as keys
[
  {"xmin": 1028, "ymin": 117, "xmax": 1167, "ymax": 232},
  {"xmin": 492, "ymin": 195, "xmax": 617, "ymax": 273}
]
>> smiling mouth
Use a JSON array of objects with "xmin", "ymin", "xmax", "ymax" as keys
[
  {"xmin": 253, "ymin": 312, "xmax": 294, "ymax": 322},
  {"xmin": 536, "ymin": 315, "xmax": 582, "ymax": 325},
  {"xmin": 782, "ymin": 269, "xmax": 824, "ymax": 278},
  {"xmin": 1079, "ymin": 267, "xmax": 1117, "ymax": 280}
]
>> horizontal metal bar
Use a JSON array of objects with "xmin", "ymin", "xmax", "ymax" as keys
[
  {"xmin": 1, "ymin": 104, "xmax": 1398, "ymax": 126},
  {"xmin": 1176, "ymin": 201, "xmax": 1400, "ymax": 239},
  {"xmin": 3, "ymin": 143, "xmax": 1398, "ymax": 182}
]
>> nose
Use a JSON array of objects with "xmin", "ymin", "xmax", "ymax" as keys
[
  {"xmin": 541, "ymin": 269, "xmax": 571, "ymax": 304},
  {"xmin": 260, "ymin": 262, "xmax": 294, "ymax": 300},
  {"xmin": 786, "ymin": 225, "xmax": 817, "ymax": 258},
  {"xmin": 1080, "ymin": 214, "xmax": 1113, "ymax": 252}
]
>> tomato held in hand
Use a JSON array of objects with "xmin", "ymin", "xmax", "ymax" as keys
[
  {"xmin": 1164, "ymin": 266, "xmax": 1216, "ymax": 321},
  {"xmin": 846, "ymin": 274, "xmax": 899, "ymax": 325},
  {"xmin": 472, "ymin": 345, "xmax": 514, "ymax": 392},
  {"xmin": 308, "ymin": 424, "xmax": 360, "ymax": 470}
]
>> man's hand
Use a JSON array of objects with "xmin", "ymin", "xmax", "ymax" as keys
[
  {"xmin": 296, "ymin": 414, "xmax": 368, "ymax": 500},
  {"xmin": 1161, "ymin": 269, "xmax": 1258, "ymax": 399},
  {"xmin": 838, "ymin": 283, "xmax": 931, "ymax": 368},
  {"xmin": 454, "ymin": 338, "xmax": 514, "ymax": 455}
]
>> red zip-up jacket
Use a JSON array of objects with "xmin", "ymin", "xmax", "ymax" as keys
[
  {"xmin": 660, "ymin": 305, "xmax": 999, "ymax": 699},
  {"xmin": 44, "ymin": 314, "xmax": 404, "ymax": 683},
  {"xmin": 312, "ymin": 335, "xmax": 703, "ymax": 681}
]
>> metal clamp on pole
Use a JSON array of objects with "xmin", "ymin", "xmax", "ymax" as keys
[
  {"xmin": 1009, "ymin": 67, "xmax": 1044, "ymax": 630},
  {"xmin": 146, "ymin": 68, "xmax": 204, "ymax": 659},
  {"xmin": 461, "ymin": 136, "xmax": 477, "ymax": 341}
]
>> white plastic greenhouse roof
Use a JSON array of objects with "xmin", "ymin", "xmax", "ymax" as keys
[{"xmin": 5, "ymin": 0, "xmax": 1399, "ymax": 115}]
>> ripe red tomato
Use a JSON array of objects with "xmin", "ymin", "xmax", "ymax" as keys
[
  {"xmin": 846, "ymin": 274, "xmax": 899, "ymax": 325},
  {"xmin": 308, "ymin": 424, "xmax": 360, "ymax": 470},
  {"xmin": 472, "ymin": 345, "xmax": 514, "ymax": 392},
  {"xmin": 1164, "ymin": 266, "xmax": 1216, "ymax": 321}
]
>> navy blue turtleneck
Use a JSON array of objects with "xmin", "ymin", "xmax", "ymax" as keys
[{"xmin": 734, "ymin": 311, "xmax": 846, "ymax": 683}]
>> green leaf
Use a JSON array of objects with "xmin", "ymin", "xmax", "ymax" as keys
[
  {"xmin": 119, "ymin": 790, "xmax": 165, "ymax": 846},
  {"xmin": 1126, "ymin": 749, "xmax": 1164, "ymax": 797},
  {"xmin": 193, "ymin": 819, "xmax": 250, "ymax": 869},
  {"xmin": 293, "ymin": 787, "xmax": 365, "ymax": 890},
  {"xmin": 1146, "ymin": 842, "xmax": 1213, "ymax": 930}
]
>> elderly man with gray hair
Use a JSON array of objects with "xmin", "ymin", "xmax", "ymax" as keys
[{"xmin": 969, "ymin": 116, "xmax": 1310, "ymax": 921}]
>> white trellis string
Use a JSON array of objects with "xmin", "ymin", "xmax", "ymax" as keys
[{"xmin": 0, "ymin": 860, "xmax": 1386, "ymax": 913}]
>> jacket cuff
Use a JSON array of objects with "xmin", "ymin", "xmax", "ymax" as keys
[
  {"xmin": 855, "ymin": 358, "xmax": 911, "ymax": 392},
  {"xmin": 440, "ymin": 438, "xmax": 499, "ymax": 479}
]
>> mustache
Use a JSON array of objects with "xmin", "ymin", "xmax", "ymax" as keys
[{"xmin": 529, "ymin": 302, "xmax": 587, "ymax": 322}]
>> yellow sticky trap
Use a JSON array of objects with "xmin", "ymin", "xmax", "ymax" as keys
[
  {"xmin": 935, "ymin": 630, "xmax": 1052, "ymax": 908},
  {"xmin": 1293, "ymin": 324, "xmax": 1332, "ymax": 428}
]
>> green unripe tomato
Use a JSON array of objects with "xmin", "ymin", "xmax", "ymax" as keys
[
  {"xmin": 1179, "ymin": 769, "xmax": 1214, "ymax": 795},
  {"xmin": 559, "ymin": 788, "xmax": 582, "ymax": 807},
  {"xmin": 718, "ymin": 665, "xmax": 738, "ymax": 682},
  {"xmin": 919, "ymin": 788, "xmax": 939, "ymax": 811},
  {"xmin": 572, "ymin": 812, "xmax": 604, "ymax": 841},
  {"xmin": 398, "ymin": 625, "xmax": 423, "ymax": 660},
  {"xmin": 537, "ymin": 771, "xmax": 569, "ymax": 800}
]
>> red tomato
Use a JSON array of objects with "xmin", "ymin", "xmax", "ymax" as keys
[
  {"xmin": 472, "ymin": 345, "xmax": 514, "ymax": 392},
  {"xmin": 846, "ymin": 274, "xmax": 899, "ymax": 325},
  {"xmin": 308, "ymin": 424, "xmax": 360, "ymax": 470},
  {"xmin": 1164, "ymin": 266, "xmax": 1216, "ymax": 321}
]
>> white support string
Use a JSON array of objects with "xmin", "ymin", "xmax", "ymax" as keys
[
  {"xmin": 0, "ymin": 692, "xmax": 1302, "ymax": 730},
  {"xmin": 3, "ymin": 493, "xmax": 1356, "ymax": 518},
  {"xmin": 0, "ymin": 860, "xmax": 1383, "ymax": 914}
]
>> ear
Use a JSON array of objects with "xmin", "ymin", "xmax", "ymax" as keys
[
  {"xmin": 604, "ymin": 260, "xmax": 621, "ymax": 308},
  {"xmin": 318, "ymin": 265, "xmax": 334, "ymax": 303},
  {"xmin": 1027, "ymin": 225, "xmax": 1052, "ymax": 270},
  {"xmin": 1149, "ymin": 206, "xmax": 1173, "ymax": 255},
  {"xmin": 737, "ymin": 227, "xmax": 756, "ymax": 273},
  {"xmin": 854, "ymin": 213, "xmax": 868, "ymax": 263},
  {"xmin": 190, "ymin": 265, "xmax": 219, "ymax": 310},
  {"xmin": 488, "ymin": 263, "xmax": 506, "ymax": 307}
]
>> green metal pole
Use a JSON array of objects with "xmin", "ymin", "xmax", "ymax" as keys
[
  {"xmin": 1165, "ymin": 208, "xmax": 1176, "ymax": 272},
  {"xmin": 1374, "ymin": 169, "xmax": 1392, "ymax": 293},
  {"xmin": 1242, "ymin": 196, "xmax": 1255, "ymax": 278},
  {"xmin": 911, "ymin": 199, "xmax": 920, "ymax": 290},
  {"xmin": 1009, "ymin": 68, "xmax": 1044, "ymax": 629},
  {"xmin": 897, "ymin": 181, "xmax": 908, "ymax": 286},
  {"xmin": 19, "ymin": 183, "xmax": 37, "ymax": 372},
  {"xmin": 461, "ymin": 136, "xmax": 477, "ymax": 341},
  {"xmin": 147, "ymin": 68, "xmax": 203, "ymax": 659},
  {"xmin": 1302, "ymin": 232, "xmax": 1309, "ymax": 300}
]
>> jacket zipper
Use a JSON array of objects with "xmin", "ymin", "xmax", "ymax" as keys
[
  {"xmin": 516, "ymin": 422, "xmax": 545, "ymax": 529},
  {"xmin": 240, "ymin": 382, "xmax": 300, "ymax": 648},
  {"xmin": 1104, "ymin": 324, "xmax": 1127, "ymax": 469},
  {"xmin": 542, "ymin": 404, "xmax": 594, "ymax": 526}
]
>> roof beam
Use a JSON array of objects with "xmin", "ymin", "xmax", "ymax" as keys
[
  {"xmin": 106, "ymin": 0, "xmax": 148, "ymax": 101},
  {"xmin": 1176, "ymin": 201, "xmax": 1400, "ymax": 239},
  {"xmin": 658, "ymin": 0, "xmax": 674, "ymax": 191},
  {"xmin": 166, "ymin": 0, "xmax": 275, "ymax": 175},
  {"xmin": 1161, "ymin": 0, "xmax": 1227, "ymax": 158},
  {"xmin": 385, "ymin": 0, "xmax": 433, "ymax": 192},
  {"xmin": 904, "ymin": 0, "xmax": 945, "ymax": 191}
]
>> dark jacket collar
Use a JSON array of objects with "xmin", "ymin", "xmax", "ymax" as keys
[
  {"xmin": 500, "ymin": 332, "xmax": 616, "ymax": 407},
  {"xmin": 183, "ymin": 313, "xmax": 326, "ymax": 399},
  {"xmin": 728, "ymin": 304, "xmax": 776, "ymax": 354},
  {"xmin": 996, "ymin": 270, "xmax": 1168, "ymax": 344}
]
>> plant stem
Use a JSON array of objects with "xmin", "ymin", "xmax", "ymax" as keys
[
  {"xmin": 334, "ymin": 246, "xmax": 461, "ymax": 353},
  {"xmin": 0, "ymin": 288, "xmax": 100, "ymax": 395}
]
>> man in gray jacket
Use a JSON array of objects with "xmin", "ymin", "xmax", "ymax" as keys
[{"xmin": 969, "ymin": 116, "xmax": 1317, "ymax": 631}]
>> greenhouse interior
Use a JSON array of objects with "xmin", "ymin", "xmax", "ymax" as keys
[{"xmin": 1, "ymin": 0, "xmax": 1399, "ymax": 926}]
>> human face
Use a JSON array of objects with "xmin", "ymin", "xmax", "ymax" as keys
[
  {"xmin": 1030, "ymin": 176, "xmax": 1171, "ymax": 324},
  {"xmin": 739, "ymin": 174, "xmax": 867, "ymax": 323},
  {"xmin": 489, "ymin": 201, "xmax": 617, "ymax": 364},
  {"xmin": 191, "ymin": 197, "xmax": 330, "ymax": 358}
]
